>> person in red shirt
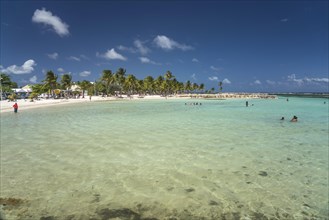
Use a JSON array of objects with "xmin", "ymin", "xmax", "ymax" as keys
[{"xmin": 13, "ymin": 102, "xmax": 18, "ymax": 113}]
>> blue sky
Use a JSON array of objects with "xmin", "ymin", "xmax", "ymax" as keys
[{"xmin": 1, "ymin": 0, "xmax": 328, "ymax": 92}]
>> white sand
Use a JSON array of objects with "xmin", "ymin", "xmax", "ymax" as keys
[
  {"xmin": 0, "ymin": 95, "xmax": 180, "ymax": 113},
  {"xmin": 0, "ymin": 96, "xmax": 105, "ymax": 113}
]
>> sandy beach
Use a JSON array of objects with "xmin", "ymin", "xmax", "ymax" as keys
[
  {"xmin": 0, "ymin": 93, "xmax": 276, "ymax": 114},
  {"xmin": 0, "ymin": 95, "xmax": 176, "ymax": 113}
]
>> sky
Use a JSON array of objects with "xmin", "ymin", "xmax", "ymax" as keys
[{"xmin": 0, "ymin": 0, "xmax": 328, "ymax": 92}]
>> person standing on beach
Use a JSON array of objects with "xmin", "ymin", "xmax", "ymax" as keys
[{"xmin": 13, "ymin": 102, "xmax": 18, "ymax": 113}]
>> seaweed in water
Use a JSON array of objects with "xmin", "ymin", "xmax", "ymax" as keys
[
  {"xmin": 251, "ymin": 211, "xmax": 268, "ymax": 220},
  {"xmin": 258, "ymin": 171, "xmax": 268, "ymax": 176},
  {"xmin": 40, "ymin": 216, "xmax": 56, "ymax": 220},
  {"xmin": 0, "ymin": 197, "xmax": 24, "ymax": 207},
  {"xmin": 208, "ymin": 200, "xmax": 219, "ymax": 206},
  {"xmin": 97, "ymin": 208, "xmax": 141, "ymax": 220},
  {"xmin": 185, "ymin": 188, "xmax": 195, "ymax": 193},
  {"xmin": 220, "ymin": 212, "xmax": 241, "ymax": 220}
]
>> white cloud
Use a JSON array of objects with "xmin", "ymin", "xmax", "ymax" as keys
[
  {"xmin": 134, "ymin": 40, "xmax": 150, "ymax": 55},
  {"xmin": 97, "ymin": 49, "xmax": 127, "ymax": 61},
  {"xmin": 280, "ymin": 18, "xmax": 288, "ymax": 22},
  {"xmin": 68, "ymin": 56, "xmax": 81, "ymax": 61},
  {"xmin": 47, "ymin": 52, "xmax": 58, "ymax": 60},
  {"xmin": 117, "ymin": 45, "xmax": 137, "ymax": 53},
  {"xmin": 254, "ymin": 80, "xmax": 262, "ymax": 85},
  {"xmin": 222, "ymin": 78, "xmax": 231, "ymax": 84},
  {"xmin": 210, "ymin": 65, "xmax": 222, "ymax": 72},
  {"xmin": 191, "ymin": 74, "xmax": 197, "ymax": 80},
  {"xmin": 80, "ymin": 54, "xmax": 89, "ymax": 60},
  {"xmin": 139, "ymin": 57, "xmax": 151, "ymax": 63},
  {"xmin": 208, "ymin": 76, "xmax": 219, "ymax": 81},
  {"xmin": 57, "ymin": 67, "xmax": 65, "ymax": 72},
  {"xmin": 117, "ymin": 40, "xmax": 150, "ymax": 55},
  {"xmin": 287, "ymin": 74, "xmax": 303, "ymax": 85},
  {"xmin": 304, "ymin": 77, "xmax": 329, "ymax": 83},
  {"xmin": 32, "ymin": 8, "xmax": 69, "ymax": 37},
  {"xmin": 1, "ymin": 59, "xmax": 36, "ymax": 74},
  {"xmin": 287, "ymin": 74, "xmax": 329, "ymax": 85},
  {"xmin": 29, "ymin": 75, "xmax": 37, "ymax": 83},
  {"xmin": 192, "ymin": 58, "xmax": 199, "ymax": 63},
  {"xmin": 266, "ymin": 80, "xmax": 276, "ymax": 85},
  {"xmin": 154, "ymin": 35, "xmax": 193, "ymax": 51},
  {"xmin": 79, "ymin": 71, "xmax": 91, "ymax": 77},
  {"xmin": 139, "ymin": 57, "xmax": 160, "ymax": 65}
]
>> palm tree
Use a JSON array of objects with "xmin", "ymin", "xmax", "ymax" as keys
[
  {"xmin": 192, "ymin": 83, "xmax": 199, "ymax": 93},
  {"xmin": 1, "ymin": 73, "xmax": 18, "ymax": 100},
  {"xmin": 218, "ymin": 81, "xmax": 223, "ymax": 93},
  {"xmin": 114, "ymin": 68, "xmax": 126, "ymax": 96},
  {"xmin": 177, "ymin": 82, "xmax": 184, "ymax": 94},
  {"xmin": 184, "ymin": 80, "xmax": 192, "ymax": 93},
  {"xmin": 101, "ymin": 70, "xmax": 114, "ymax": 96},
  {"xmin": 78, "ymin": 80, "xmax": 91, "ymax": 98},
  {"xmin": 61, "ymin": 73, "xmax": 72, "ymax": 97},
  {"xmin": 124, "ymin": 74, "xmax": 138, "ymax": 96},
  {"xmin": 164, "ymin": 71, "xmax": 175, "ymax": 95},
  {"xmin": 164, "ymin": 71, "xmax": 174, "ymax": 81},
  {"xmin": 30, "ymin": 84, "xmax": 48, "ymax": 100},
  {"xmin": 154, "ymin": 75, "xmax": 164, "ymax": 95},
  {"xmin": 143, "ymin": 76, "xmax": 154, "ymax": 95},
  {"xmin": 43, "ymin": 71, "xmax": 58, "ymax": 98},
  {"xmin": 199, "ymin": 83, "xmax": 205, "ymax": 93},
  {"xmin": 1, "ymin": 73, "xmax": 17, "ymax": 92},
  {"xmin": 137, "ymin": 79, "xmax": 144, "ymax": 95},
  {"xmin": 95, "ymin": 81, "xmax": 106, "ymax": 96},
  {"xmin": 171, "ymin": 78, "xmax": 179, "ymax": 94}
]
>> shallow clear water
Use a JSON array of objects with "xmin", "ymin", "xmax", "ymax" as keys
[{"xmin": 1, "ymin": 97, "xmax": 328, "ymax": 219}]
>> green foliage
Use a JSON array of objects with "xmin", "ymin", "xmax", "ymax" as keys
[
  {"xmin": 8, "ymin": 93, "xmax": 17, "ymax": 101},
  {"xmin": 29, "ymin": 92, "xmax": 39, "ymax": 100},
  {"xmin": 43, "ymin": 71, "xmax": 58, "ymax": 89},
  {"xmin": 199, "ymin": 83, "xmax": 205, "ymax": 92},
  {"xmin": 26, "ymin": 68, "xmax": 208, "ymax": 98},
  {"xmin": 32, "ymin": 84, "xmax": 48, "ymax": 94},
  {"xmin": 124, "ymin": 74, "xmax": 138, "ymax": 95},
  {"xmin": 61, "ymin": 74, "xmax": 72, "ymax": 90},
  {"xmin": 101, "ymin": 70, "xmax": 114, "ymax": 96},
  {"xmin": 185, "ymin": 80, "xmax": 192, "ymax": 92},
  {"xmin": 78, "ymin": 80, "xmax": 92, "ymax": 98},
  {"xmin": 1, "ymin": 73, "xmax": 18, "ymax": 92},
  {"xmin": 218, "ymin": 81, "xmax": 223, "ymax": 93},
  {"xmin": 42, "ymin": 71, "xmax": 58, "ymax": 97}
]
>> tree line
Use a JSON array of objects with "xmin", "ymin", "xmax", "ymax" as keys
[{"xmin": 1, "ymin": 68, "xmax": 223, "ymax": 99}]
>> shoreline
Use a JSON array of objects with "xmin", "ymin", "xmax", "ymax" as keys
[{"xmin": 0, "ymin": 93, "xmax": 276, "ymax": 113}]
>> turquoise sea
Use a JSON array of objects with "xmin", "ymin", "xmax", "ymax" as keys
[{"xmin": 1, "ymin": 97, "xmax": 328, "ymax": 219}]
